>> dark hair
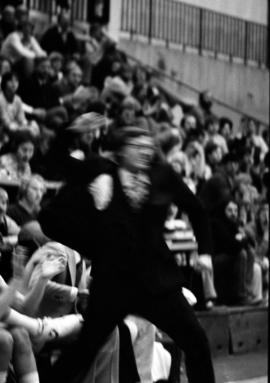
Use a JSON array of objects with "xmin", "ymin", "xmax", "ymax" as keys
[
  {"xmin": 156, "ymin": 130, "xmax": 181, "ymax": 156},
  {"xmin": 219, "ymin": 117, "xmax": 233, "ymax": 132},
  {"xmin": 10, "ymin": 130, "xmax": 36, "ymax": 152},
  {"xmin": 205, "ymin": 116, "xmax": 219, "ymax": 130},
  {"xmin": 102, "ymin": 125, "xmax": 151, "ymax": 152},
  {"xmin": 1, "ymin": 71, "xmax": 18, "ymax": 92}
]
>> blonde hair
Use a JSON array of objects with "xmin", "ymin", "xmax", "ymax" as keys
[{"xmin": 18, "ymin": 174, "xmax": 46, "ymax": 199}]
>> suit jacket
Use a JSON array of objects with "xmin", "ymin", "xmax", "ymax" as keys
[
  {"xmin": 18, "ymin": 73, "xmax": 60, "ymax": 109},
  {"xmin": 40, "ymin": 25, "xmax": 79, "ymax": 56},
  {"xmin": 39, "ymin": 158, "xmax": 212, "ymax": 295}
]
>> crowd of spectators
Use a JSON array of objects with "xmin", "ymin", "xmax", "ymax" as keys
[{"xmin": 0, "ymin": 2, "xmax": 269, "ymax": 383}]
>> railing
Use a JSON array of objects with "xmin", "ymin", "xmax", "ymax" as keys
[
  {"xmin": 23, "ymin": 0, "xmax": 269, "ymax": 127},
  {"xmin": 121, "ymin": 0, "xmax": 268, "ymax": 68},
  {"xmin": 25, "ymin": 0, "xmax": 268, "ymax": 68}
]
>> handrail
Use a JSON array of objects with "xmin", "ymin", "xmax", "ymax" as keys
[
  {"xmin": 120, "ymin": 0, "xmax": 268, "ymax": 68},
  {"xmin": 122, "ymin": 50, "xmax": 269, "ymax": 128}
]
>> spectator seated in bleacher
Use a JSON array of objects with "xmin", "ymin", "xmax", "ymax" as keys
[
  {"xmin": 0, "ymin": 71, "xmax": 39, "ymax": 136},
  {"xmin": 7, "ymin": 174, "xmax": 46, "ymax": 226},
  {"xmin": 48, "ymin": 51, "xmax": 63, "ymax": 82},
  {"xmin": 184, "ymin": 140, "xmax": 212, "ymax": 194},
  {"xmin": 204, "ymin": 115, "xmax": 228, "ymax": 156},
  {"xmin": 219, "ymin": 116, "xmax": 234, "ymax": 148},
  {"xmin": 199, "ymin": 151, "xmax": 239, "ymax": 215},
  {"xmin": 0, "ymin": 129, "xmax": 36, "ymax": 181},
  {"xmin": 1, "ymin": 19, "xmax": 46, "ymax": 79},
  {"xmin": 53, "ymin": 60, "xmax": 93, "ymax": 121},
  {"xmin": 210, "ymin": 198, "xmax": 259, "ymax": 306},
  {"xmin": 40, "ymin": 9, "xmax": 79, "ymax": 58},
  {"xmin": 0, "ymin": 187, "xmax": 20, "ymax": 281},
  {"xmin": 204, "ymin": 140, "xmax": 223, "ymax": 174},
  {"xmin": 18, "ymin": 56, "xmax": 68, "ymax": 131}
]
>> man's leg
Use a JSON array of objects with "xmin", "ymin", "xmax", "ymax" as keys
[
  {"xmin": 136, "ymin": 289, "xmax": 215, "ymax": 383},
  {"xmin": 10, "ymin": 327, "xmax": 40, "ymax": 383},
  {"xmin": 0, "ymin": 329, "xmax": 13, "ymax": 383},
  {"xmin": 51, "ymin": 279, "xmax": 129, "ymax": 383}
]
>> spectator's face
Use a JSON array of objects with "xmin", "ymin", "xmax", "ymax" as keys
[
  {"xmin": 59, "ymin": 12, "xmax": 70, "ymax": 31},
  {"xmin": 184, "ymin": 115, "xmax": 197, "ymax": 132},
  {"xmin": 37, "ymin": 59, "xmax": 51, "ymax": 79},
  {"xmin": 51, "ymin": 59, "xmax": 62, "ymax": 73},
  {"xmin": 120, "ymin": 136, "xmax": 154, "ymax": 172},
  {"xmin": 121, "ymin": 108, "xmax": 135, "ymax": 125},
  {"xmin": 246, "ymin": 120, "xmax": 256, "ymax": 136},
  {"xmin": 207, "ymin": 122, "xmax": 219, "ymax": 135},
  {"xmin": 0, "ymin": 194, "xmax": 8, "ymax": 215},
  {"xmin": 79, "ymin": 130, "xmax": 95, "ymax": 148},
  {"xmin": 0, "ymin": 59, "xmax": 11, "ymax": 76},
  {"xmin": 16, "ymin": 141, "xmax": 34, "ymax": 163},
  {"xmin": 209, "ymin": 146, "xmax": 222, "ymax": 164},
  {"xmin": 225, "ymin": 201, "xmax": 238, "ymax": 222},
  {"xmin": 226, "ymin": 160, "xmax": 239, "ymax": 177},
  {"xmin": 135, "ymin": 68, "xmax": 147, "ymax": 86},
  {"xmin": 220, "ymin": 123, "xmax": 231, "ymax": 140},
  {"xmin": 167, "ymin": 143, "xmax": 182, "ymax": 164},
  {"xmin": 259, "ymin": 205, "xmax": 269, "ymax": 230},
  {"xmin": 88, "ymin": 86, "xmax": 99, "ymax": 103},
  {"xmin": 5, "ymin": 75, "xmax": 19, "ymax": 95},
  {"xmin": 22, "ymin": 22, "xmax": 33, "ymax": 38},
  {"xmin": 25, "ymin": 179, "xmax": 45, "ymax": 207},
  {"xmin": 67, "ymin": 66, "xmax": 82, "ymax": 89}
]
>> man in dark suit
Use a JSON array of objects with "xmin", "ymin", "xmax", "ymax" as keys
[
  {"xmin": 40, "ymin": 9, "xmax": 79, "ymax": 57},
  {"xmin": 39, "ymin": 127, "xmax": 215, "ymax": 383}
]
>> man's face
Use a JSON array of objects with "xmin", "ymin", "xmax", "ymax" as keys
[
  {"xmin": 0, "ymin": 195, "xmax": 8, "ymax": 215},
  {"xmin": 121, "ymin": 108, "xmax": 135, "ymax": 125},
  {"xmin": 225, "ymin": 201, "xmax": 238, "ymax": 222},
  {"xmin": 209, "ymin": 146, "xmax": 222, "ymax": 164},
  {"xmin": 37, "ymin": 59, "xmax": 51, "ymax": 79},
  {"xmin": 67, "ymin": 66, "xmax": 82, "ymax": 89},
  {"xmin": 120, "ymin": 136, "xmax": 154, "ymax": 172},
  {"xmin": 220, "ymin": 123, "xmax": 231, "ymax": 140},
  {"xmin": 6, "ymin": 76, "xmax": 19, "ymax": 94},
  {"xmin": 16, "ymin": 141, "xmax": 34, "ymax": 163},
  {"xmin": 184, "ymin": 115, "xmax": 197, "ymax": 132},
  {"xmin": 25, "ymin": 179, "xmax": 45, "ymax": 207}
]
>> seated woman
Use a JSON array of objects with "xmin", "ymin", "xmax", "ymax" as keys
[
  {"xmin": 0, "ymin": 129, "xmax": 36, "ymax": 181},
  {"xmin": 0, "ymin": 187, "xmax": 20, "ymax": 281},
  {"xmin": 8, "ymin": 174, "xmax": 46, "ymax": 226},
  {"xmin": 0, "ymin": 71, "xmax": 39, "ymax": 135}
]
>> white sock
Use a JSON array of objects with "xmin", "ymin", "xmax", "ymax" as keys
[
  {"xmin": 0, "ymin": 371, "xmax": 8, "ymax": 383},
  {"xmin": 19, "ymin": 371, "xmax": 39, "ymax": 383},
  {"xmin": 51, "ymin": 314, "xmax": 84, "ymax": 338}
]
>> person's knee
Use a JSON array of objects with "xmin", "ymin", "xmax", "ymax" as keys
[
  {"xmin": 0, "ymin": 330, "xmax": 14, "ymax": 355},
  {"xmin": 9, "ymin": 327, "xmax": 32, "ymax": 352}
]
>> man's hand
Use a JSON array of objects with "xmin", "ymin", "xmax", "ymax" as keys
[{"xmin": 195, "ymin": 254, "xmax": 213, "ymax": 272}]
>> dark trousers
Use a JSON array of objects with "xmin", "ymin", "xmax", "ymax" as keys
[{"xmin": 51, "ymin": 275, "xmax": 215, "ymax": 383}]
